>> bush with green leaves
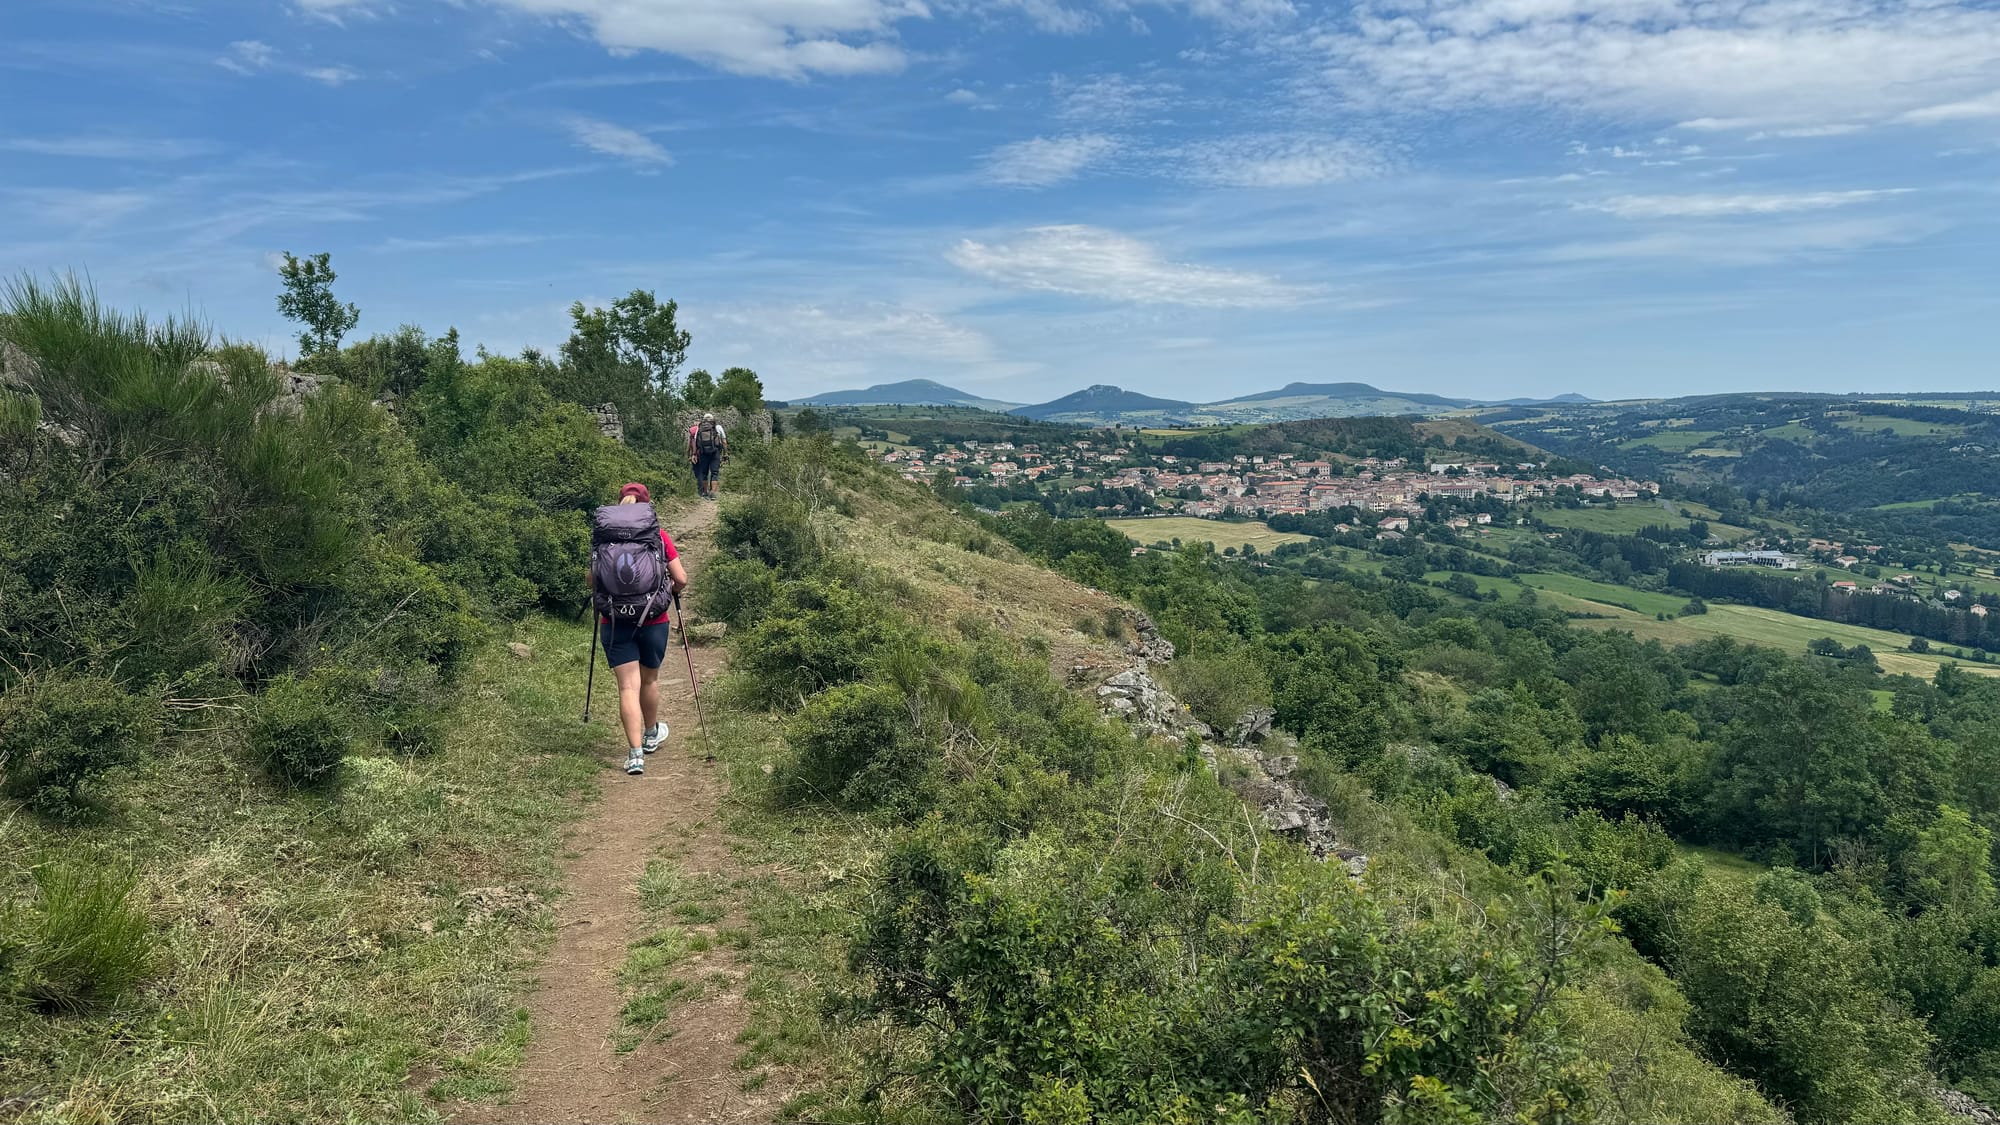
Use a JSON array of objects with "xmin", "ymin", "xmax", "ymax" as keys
[
  {"xmin": 733, "ymin": 579, "xmax": 901, "ymax": 709},
  {"xmin": 248, "ymin": 673, "xmax": 355, "ymax": 787},
  {"xmin": 0, "ymin": 671, "xmax": 159, "ymax": 818},
  {"xmin": 717, "ymin": 492, "xmax": 819, "ymax": 574},
  {"xmin": 7, "ymin": 860, "xmax": 153, "ymax": 1014},
  {"xmin": 784, "ymin": 681, "xmax": 934, "ymax": 810},
  {"xmin": 1158, "ymin": 646, "xmax": 1272, "ymax": 732},
  {"xmin": 695, "ymin": 557, "xmax": 780, "ymax": 630}
]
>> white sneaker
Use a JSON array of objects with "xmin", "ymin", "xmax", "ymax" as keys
[
  {"xmin": 642, "ymin": 722, "xmax": 669, "ymax": 754},
  {"xmin": 625, "ymin": 752, "xmax": 645, "ymax": 776}
]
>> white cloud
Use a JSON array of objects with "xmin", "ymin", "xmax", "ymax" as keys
[
  {"xmin": 1546, "ymin": 216, "xmax": 1932, "ymax": 264},
  {"xmin": 1751, "ymin": 124, "xmax": 1866, "ymax": 139},
  {"xmin": 1579, "ymin": 189, "xmax": 1912, "ymax": 218},
  {"xmin": 704, "ymin": 302, "xmax": 999, "ymax": 364},
  {"xmin": 215, "ymin": 39, "xmax": 358, "ymax": 84},
  {"xmin": 981, "ymin": 134, "xmax": 1119, "ymax": 187},
  {"xmin": 1174, "ymin": 134, "xmax": 1387, "ymax": 187},
  {"xmin": 1307, "ymin": 0, "xmax": 2000, "ymax": 130},
  {"xmin": 947, "ymin": 224, "xmax": 1313, "ymax": 306},
  {"xmin": 945, "ymin": 88, "xmax": 982, "ymax": 104},
  {"xmin": 216, "ymin": 40, "xmax": 278, "ymax": 75},
  {"xmin": 9, "ymin": 189, "xmax": 151, "ymax": 231},
  {"xmin": 293, "ymin": 0, "xmax": 382, "ymax": 23},
  {"xmin": 302, "ymin": 65, "xmax": 360, "ymax": 85},
  {"xmin": 984, "ymin": 0, "xmax": 1099, "ymax": 33},
  {"xmin": 1900, "ymin": 90, "xmax": 2000, "ymax": 123},
  {"xmin": 0, "ymin": 137, "xmax": 216, "ymax": 160},
  {"xmin": 1053, "ymin": 74, "xmax": 1179, "ymax": 123},
  {"xmin": 477, "ymin": 0, "xmax": 923, "ymax": 78},
  {"xmin": 370, "ymin": 232, "xmax": 551, "ymax": 253},
  {"xmin": 564, "ymin": 116, "xmax": 673, "ymax": 165}
]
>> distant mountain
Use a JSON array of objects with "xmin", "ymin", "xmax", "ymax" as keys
[
  {"xmin": 799, "ymin": 379, "xmax": 1597, "ymax": 426},
  {"xmin": 796, "ymin": 379, "xmax": 1019, "ymax": 412},
  {"xmin": 1211, "ymin": 382, "xmax": 1471, "ymax": 409},
  {"xmin": 1011, "ymin": 385, "xmax": 1197, "ymax": 423}
]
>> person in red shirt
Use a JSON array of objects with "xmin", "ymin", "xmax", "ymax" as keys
[{"xmin": 592, "ymin": 482, "xmax": 689, "ymax": 774}]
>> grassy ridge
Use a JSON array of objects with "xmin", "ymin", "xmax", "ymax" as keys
[{"xmin": 0, "ymin": 616, "xmax": 612, "ymax": 1121}]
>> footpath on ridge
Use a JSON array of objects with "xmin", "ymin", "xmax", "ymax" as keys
[{"xmin": 451, "ymin": 499, "xmax": 794, "ymax": 1125}]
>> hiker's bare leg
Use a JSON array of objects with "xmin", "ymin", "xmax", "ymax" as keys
[
  {"xmin": 613, "ymin": 660, "xmax": 644, "ymax": 749},
  {"xmin": 639, "ymin": 664, "xmax": 661, "ymax": 733}
]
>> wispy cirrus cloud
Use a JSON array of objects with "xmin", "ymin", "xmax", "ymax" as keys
[
  {"xmin": 1174, "ymin": 133, "xmax": 1388, "ymax": 187},
  {"xmin": 980, "ymin": 134, "xmax": 1119, "ymax": 187},
  {"xmin": 1305, "ymin": 0, "xmax": 2000, "ymax": 131},
  {"xmin": 948, "ymin": 224, "xmax": 1314, "ymax": 307},
  {"xmin": 563, "ymin": 116, "xmax": 672, "ymax": 166},
  {"xmin": 474, "ymin": 0, "xmax": 920, "ymax": 78},
  {"xmin": 215, "ymin": 38, "xmax": 358, "ymax": 84},
  {"xmin": 1579, "ymin": 189, "xmax": 1913, "ymax": 219},
  {"xmin": 0, "ymin": 136, "xmax": 217, "ymax": 160}
]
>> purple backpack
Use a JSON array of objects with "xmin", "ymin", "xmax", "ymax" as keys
[{"xmin": 590, "ymin": 503, "xmax": 668, "ymax": 623}]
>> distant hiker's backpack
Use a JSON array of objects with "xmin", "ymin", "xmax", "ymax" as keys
[
  {"xmin": 695, "ymin": 421, "xmax": 721, "ymax": 454},
  {"xmin": 591, "ymin": 503, "xmax": 668, "ymax": 622}
]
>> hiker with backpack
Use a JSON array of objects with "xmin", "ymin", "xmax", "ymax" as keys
[
  {"xmin": 687, "ymin": 412, "xmax": 726, "ymax": 501},
  {"xmin": 587, "ymin": 482, "xmax": 689, "ymax": 776}
]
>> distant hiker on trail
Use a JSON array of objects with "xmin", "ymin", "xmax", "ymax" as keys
[
  {"xmin": 687, "ymin": 412, "xmax": 726, "ymax": 501},
  {"xmin": 587, "ymin": 482, "xmax": 689, "ymax": 776}
]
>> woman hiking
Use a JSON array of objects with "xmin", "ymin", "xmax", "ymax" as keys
[{"xmin": 588, "ymin": 482, "xmax": 689, "ymax": 775}]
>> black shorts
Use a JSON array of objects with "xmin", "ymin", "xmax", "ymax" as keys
[
  {"xmin": 601, "ymin": 621, "xmax": 669, "ymax": 669},
  {"xmin": 694, "ymin": 451, "xmax": 722, "ymax": 483}
]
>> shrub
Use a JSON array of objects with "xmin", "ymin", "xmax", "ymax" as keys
[
  {"xmin": 248, "ymin": 673, "xmax": 354, "ymax": 786},
  {"xmin": 785, "ymin": 681, "xmax": 934, "ymax": 810},
  {"xmin": 11, "ymin": 859, "xmax": 153, "ymax": 1013},
  {"xmin": 121, "ymin": 545, "xmax": 252, "ymax": 690},
  {"xmin": 733, "ymin": 581, "xmax": 899, "ymax": 709},
  {"xmin": 697, "ymin": 558, "xmax": 779, "ymax": 629},
  {"xmin": 0, "ymin": 670, "xmax": 159, "ymax": 818},
  {"xmin": 717, "ymin": 493, "xmax": 818, "ymax": 573},
  {"xmin": 1158, "ymin": 648, "xmax": 1271, "ymax": 732}
]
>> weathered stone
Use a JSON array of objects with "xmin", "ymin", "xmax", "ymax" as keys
[
  {"xmin": 507, "ymin": 642, "xmax": 533, "ymax": 660},
  {"xmin": 590, "ymin": 402, "xmax": 624, "ymax": 442},
  {"xmin": 265, "ymin": 362, "xmax": 329, "ymax": 417},
  {"xmin": 686, "ymin": 622, "xmax": 729, "ymax": 645},
  {"xmin": 1935, "ymin": 1087, "xmax": 2000, "ymax": 1125},
  {"xmin": 1229, "ymin": 707, "xmax": 1275, "ymax": 745},
  {"xmin": 1125, "ymin": 610, "xmax": 1175, "ymax": 663},
  {"xmin": 2, "ymin": 339, "xmax": 39, "ymax": 390}
]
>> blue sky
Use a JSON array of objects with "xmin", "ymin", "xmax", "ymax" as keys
[{"xmin": 5, "ymin": 0, "xmax": 2000, "ymax": 403}]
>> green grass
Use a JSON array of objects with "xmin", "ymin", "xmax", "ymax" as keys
[
  {"xmin": 1532, "ymin": 504, "xmax": 1757, "ymax": 541},
  {"xmin": 1572, "ymin": 603, "xmax": 2000, "ymax": 680},
  {"xmin": 0, "ymin": 614, "xmax": 612, "ymax": 1121},
  {"xmin": 1516, "ymin": 572, "xmax": 1691, "ymax": 617},
  {"xmin": 1833, "ymin": 414, "xmax": 1967, "ymax": 438},
  {"xmin": 1620, "ymin": 430, "xmax": 1721, "ymax": 452},
  {"xmin": 1679, "ymin": 845, "xmax": 1765, "ymax": 884},
  {"xmin": 1106, "ymin": 515, "xmax": 1316, "ymax": 553},
  {"xmin": 1757, "ymin": 421, "xmax": 1820, "ymax": 443}
]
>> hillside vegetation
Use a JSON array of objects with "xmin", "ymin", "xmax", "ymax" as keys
[
  {"xmin": 0, "ymin": 276, "xmax": 701, "ymax": 1119},
  {"xmin": 9, "ymin": 280, "xmax": 2000, "ymax": 1125}
]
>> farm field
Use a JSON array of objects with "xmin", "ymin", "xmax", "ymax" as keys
[
  {"xmin": 1569, "ymin": 602, "xmax": 2000, "ymax": 679},
  {"xmin": 1620, "ymin": 430, "xmax": 1721, "ymax": 452},
  {"xmin": 1531, "ymin": 504, "xmax": 1755, "ymax": 540},
  {"xmin": 1834, "ymin": 414, "xmax": 1967, "ymax": 437},
  {"xmin": 1108, "ymin": 516, "xmax": 1315, "ymax": 553},
  {"xmin": 1517, "ymin": 572, "xmax": 1690, "ymax": 617}
]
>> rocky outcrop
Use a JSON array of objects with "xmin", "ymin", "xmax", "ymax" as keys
[
  {"xmin": 1124, "ymin": 610, "xmax": 1175, "ymax": 664},
  {"xmin": 1091, "ymin": 661, "xmax": 1367, "ymax": 876},
  {"xmin": 263, "ymin": 363, "xmax": 330, "ymax": 418},
  {"xmin": 1095, "ymin": 665, "xmax": 1210, "ymax": 739},
  {"xmin": 590, "ymin": 402, "xmax": 624, "ymax": 442},
  {"xmin": 1, "ymin": 339, "xmax": 35, "ymax": 391},
  {"xmin": 1936, "ymin": 1087, "xmax": 2000, "ymax": 1125}
]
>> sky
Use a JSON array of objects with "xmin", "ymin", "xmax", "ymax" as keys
[{"xmin": 4, "ymin": 0, "xmax": 2000, "ymax": 404}]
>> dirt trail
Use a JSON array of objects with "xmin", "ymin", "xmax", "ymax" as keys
[{"xmin": 454, "ymin": 501, "xmax": 788, "ymax": 1125}]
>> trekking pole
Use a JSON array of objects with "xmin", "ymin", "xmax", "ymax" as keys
[
  {"xmin": 672, "ymin": 593, "xmax": 713, "ymax": 757},
  {"xmin": 582, "ymin": 604, "xmax": 599, "ymax": 724}
]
